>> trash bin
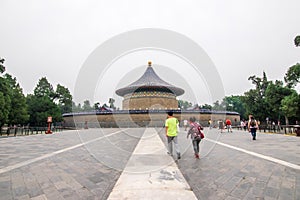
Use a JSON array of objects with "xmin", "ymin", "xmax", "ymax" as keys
[{"xmin": 294, "ymin": 125, "xmax": 300, "ymax": 137}]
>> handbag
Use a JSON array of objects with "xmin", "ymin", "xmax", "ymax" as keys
[{"xmin": 200, "ymin": 131, "xmax": 205, "ymax": 139}]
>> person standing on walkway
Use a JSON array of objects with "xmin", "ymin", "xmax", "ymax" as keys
[
  {"xmin": 183, "ymin": 119, "xmax": 188, "ymax": 131},
  {"xmin": 248, "ymin": 115, "xmax": 259, "ymax": 140},
  {"xmin": 225, "ymin": 119, "xmax": 232, "ymax": 132},
  {"xmin": 208, "ymin": 119, "xmax": 213, "ymax": 129},
  {"xmin": 244, "ymin": 120, "xmax": 248, "ymax": 131},
  {"xmin": 165, "ymin": 111, "xmax": 181, "ymax": 159},
  {"xmin": 218, "ymin": 119, "xmax": 224, "ymax": 133},
  {"xmin": 240, "ymin": 120, "xmax": 246, "ymax": 131},
  {"xmin": 187, "ymin": 117, "xmax": 202, "ymax": 159}
]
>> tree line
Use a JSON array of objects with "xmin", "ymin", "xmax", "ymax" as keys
[
  {"xmin": 180, "ymin": 36, "xmax": 300, "ymax": 125},
  {"xmin": 180, "ymin": 64, "xmax": 299, "ymax": 125},
  {"xmin": 0, "ymin": 61, "xmax": 73, "ymax": 128},
  {"xmin": 0, "ymin": 58, "xmax": 117, "ymax": 130}
]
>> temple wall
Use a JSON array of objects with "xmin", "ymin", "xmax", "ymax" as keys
[
  {"xmin": 63, "ymin": 64, "xmax": 244, "ymax": 129},
  {"xmin": 63, "ymin": 112, "xmax": 240, "ymax": 128}
]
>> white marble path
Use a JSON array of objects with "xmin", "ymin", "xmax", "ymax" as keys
[{"xmin": 108, "ymin": 128, "xmax": 197, "ymax": 200}]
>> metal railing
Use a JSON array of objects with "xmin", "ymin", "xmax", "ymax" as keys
[
  {"xmin": 0, "ymin": 126, "xmax": 65, "ymax": 137},
  {"xmin": 232, "ymin": 124, "xmax": 300, "ymax": 136}
]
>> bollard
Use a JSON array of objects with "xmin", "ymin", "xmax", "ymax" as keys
[
  {"xmin": 295, "ymin": 125, "xmax": 300, "ymax": 137},
  {"xmin": 7, "ymin": 127, "xmax": 10, "ymax": 136},
  {"xmin": 284, "ymin": 127, "xmax": 287, "ymax": 134}
]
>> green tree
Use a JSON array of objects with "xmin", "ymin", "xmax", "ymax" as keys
[
  {"xmin": 242, "ymin": 72, "xmax": 271, "ymax": 122},
  {"xmin": 280, "ymin": 91, "xmax": 300, "ymax": 125},
  {"xmin": 27, "ymin": 77, "xmax": 62, "ymax": 126},
  {"xmin": 212, "ymin": 100, "xmax": 226, "ymax": 111},
  {"xmin": 178, "ymin": 100, "xmax": 193, "ymax": 110},
  {"xmin": 210, "ymin": 96, "xmax": 246, "ymax": 119},
  {"xmin": 0, "ymin": 58, "xmax": 11, "ymax": 129},
  {"xmin": 55, "ymin": 84, "xmax": 72, "ymax": 113},
  {"xmin": 223, "ymin": 96, "xmax": 247, "ymax": 119},
  {"xmin": 284, "ymin": 63, "xmax": 300, "ymax": 88},
  {"xmin": 72, "ymin": 102, "xmax": 83, "ymax": 112},
  {"xmin": 248, "ymin": 72, "xmax": 270, "ymax": 98},
  {"xmin": 294, "ymin": 35, "xmax": 300, "ymax": 47},
  {"xmin": 34, "ymin": 77, "xmax": 55, "ymax": 99},
  {"xmin": 27, "ymin": 95, "xmax": 62, "ymax": 126},
  {"xmin": 4, "ymin": 74, "xmax": 29, "ymax": 125},
  {"xmin": 200, "ymin": 104, "xmax": 212, "ymax": 110},
  {"xmin": 0, "ymin": 92, "xmax": 11, "ymax": 128},
  {"xmin": 265, "ymin": 80, "xmax": 292, "ymax": 123},
  {"xmin": 82, "ymin": 100, "xmax": 93, "ymax": 111}
]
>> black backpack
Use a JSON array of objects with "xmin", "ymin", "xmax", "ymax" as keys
[{"xmin": 250, "ymin": 119, "xmax": 256, "ymax": 127}]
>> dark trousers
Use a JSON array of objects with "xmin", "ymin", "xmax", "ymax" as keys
[
  {"xmin": 192, "ymin": 138, "xmax": 201, "ymax": 154},
  {"xmin": 250, "ymin": 128, "xmax": 257, "ymax": 139}
]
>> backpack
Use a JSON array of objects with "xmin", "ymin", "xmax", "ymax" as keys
[
  {"xmin": 226, "ymin": 119, "xmax": 231, "ymax": 125},
  {"xmin": 250, "ymin": 119, "xmax": 256, "ymax": 127},
  {"xmin": 191, "ymin": 122, "xmax": 204, "ymax": 139}
]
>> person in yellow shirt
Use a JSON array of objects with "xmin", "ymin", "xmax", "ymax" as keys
[{"xmin": 165, "ymin": 111, "xmax": 181, "ymax": 159}]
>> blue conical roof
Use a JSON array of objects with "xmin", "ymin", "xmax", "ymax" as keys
[{"xmin": 116, "ymin": 64, "xmax": 184, "ymax": 96}]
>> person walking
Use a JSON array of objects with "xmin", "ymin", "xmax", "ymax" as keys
[
  {"xmin": 240, "ymin": 120, "xmax": 245, "ymax": 131},
  {"xmin": 208, "ymin": 119, "xmax": 213, "ymax": 129},
  {"xmin": 165, "ymin": 111, "xmax": 181, "ymax": 159},
  {"xmin": 183, "ymin": 119, "xmax": 188, "ymax": 131},
  {"xmin": 244, "ymin": 120, "xmax": 248, "ymax": 131},
  {"xmin": 248, "ymin": 115, "xmax": 259, "ymax": 140},
  {"xmin": 225, "ymin": 119, "xmax": 232, "ymax": 132},
  {"xmin": 218, "ymin": 119, "xmax": 224, "ymax": 133},
  {"xmin": 187, "ymin": 117, "xmax": 202, "ymax": 159}
]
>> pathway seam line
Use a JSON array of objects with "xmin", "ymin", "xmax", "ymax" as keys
[
  {"xmin": 0, "ymin": 129, "xmax": 127, "ymax": 174},
  {"xmin": 205, "ymin": 138, "xmax": 300, "ymax": 170}
]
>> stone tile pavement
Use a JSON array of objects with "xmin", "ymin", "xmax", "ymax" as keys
[
  {"xmin": 166, "ymin": 127, "xmax": 300, "ymax": 200},
  {"xmin": 0, "ymin": 128, "xmax": 143, "ymax": 200}
]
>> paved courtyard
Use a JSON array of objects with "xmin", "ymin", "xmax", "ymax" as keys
[{"xmin": 0, "ymin": 127, "xmax": 299, "ymax": 199}]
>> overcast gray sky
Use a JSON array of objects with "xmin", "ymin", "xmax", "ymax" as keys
[{"xmin": 0, "ymin": 0, "xmax": 299, "ymax": 107}]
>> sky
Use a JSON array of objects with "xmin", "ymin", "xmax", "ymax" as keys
[{"xmin": 0, "ymin": 0, "xmax": 299, "ymax": 108}]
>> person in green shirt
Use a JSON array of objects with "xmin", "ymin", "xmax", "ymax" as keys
[{"xmin": 165, "ymin": 111, "xmax": 181, "ymax": 159}]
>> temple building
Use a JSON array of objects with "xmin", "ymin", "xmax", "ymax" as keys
[
  {"xmin": 63, "ymin": 61, "xmax": 240, "ymax": 128},
  {"xmin": 116, "ymin": 61, "xmax": 184, "ymax": 110}
]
